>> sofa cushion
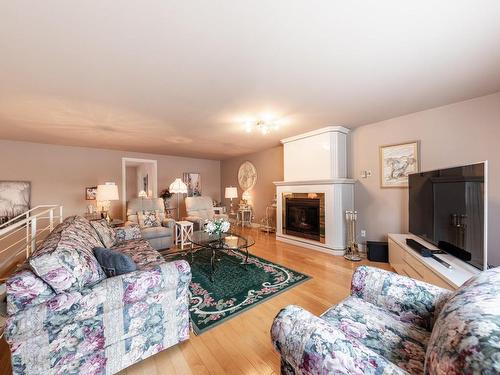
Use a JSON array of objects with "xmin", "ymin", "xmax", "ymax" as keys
[
  {"xmin": 90, "ymin": 219, "xmax": 116, "ymax": 248},
  {"xmin": 29, "ymin": 216, "xmax": 106, "ymax": 293},
  {"xmin": 322, "ymin": 296, "xmax": 430, "ymax": 375},
  {"xmin": 93, "ymin": 247, "xmax": 137, "ymax": 277},
  {"xmin": 425, "ymin": 267, "xmax": 500, "ymax": 374},
  {"xmin": 111, "ymin": 238, "xmax": 165, "ymax": 269},
  {"xmin": 138, "ymin": 210, "xmax": 161, "ymax": 228}
]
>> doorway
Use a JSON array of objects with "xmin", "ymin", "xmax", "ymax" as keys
[{"xmin": 121, "ymin": 158, "xmax": 158, "ymax": 219}]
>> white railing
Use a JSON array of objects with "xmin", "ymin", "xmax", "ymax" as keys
[{"xmin": 0, "ymin": 205, "xmax": 64, "ymax": 271}]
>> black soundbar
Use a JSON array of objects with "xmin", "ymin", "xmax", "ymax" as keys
[
  {"xmin": 438, "ymin": 241, "xmax": 472, "ymax": 262},
  {"xmin": 405, "ymin": 239, "xmax": 452, "ymax": 269}
]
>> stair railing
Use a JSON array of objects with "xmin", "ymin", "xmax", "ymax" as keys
[{"xmin": 0, "ymin": 205, "xmax": 64, "ymax": 270}]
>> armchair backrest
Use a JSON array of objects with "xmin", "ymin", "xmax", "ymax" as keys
[
  {"xmin": 127, "ymin": 198, "xmax": 165, "ymax": 224},
  {"xmin": 425, "ymin": 267, "xmax": 500, "ymax": 374},
  {"xmin": 185, "ymin": 196, "xmax": 215, "ymax": 220}
]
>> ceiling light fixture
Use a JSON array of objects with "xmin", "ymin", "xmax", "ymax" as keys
[{"xmin": 244, "ymin": 120, "xmax": 279, "ymax": 135}]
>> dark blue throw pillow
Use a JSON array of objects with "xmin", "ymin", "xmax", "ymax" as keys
[{"xmin": 93, "ymin": 247, "xmax": 137, "ymax": 277}]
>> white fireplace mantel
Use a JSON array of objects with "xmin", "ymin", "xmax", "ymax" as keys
[
  {"xmin": 274, "ymin": 178, "xmax": 355, "ymax": 186},
  {"xmin": 275, "ymin": 126, "xmax": 354, "ymax": 255}
]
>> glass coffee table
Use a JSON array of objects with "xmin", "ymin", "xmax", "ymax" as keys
[{"xmin": 189, "ymin": 231, "xmax": 255, "ymax": 281}]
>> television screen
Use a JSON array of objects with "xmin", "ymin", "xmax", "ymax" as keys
[{"xmin": 409, "ymin": 162, "xmax": 487, "ymax": 270}]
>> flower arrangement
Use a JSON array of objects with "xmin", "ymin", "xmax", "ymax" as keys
[{"xmin": 204, "ymin": 218, "xmax": 230, "ymax": 236}]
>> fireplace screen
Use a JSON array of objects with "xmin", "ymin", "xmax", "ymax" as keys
[{"xmin": 283, "ymin": 193, "xmax": 325, "ymax": 243}]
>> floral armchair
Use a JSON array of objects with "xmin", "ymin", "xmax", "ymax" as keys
[{"xmin": 271, "ymin": 265, "xmax": 500, "ymax": 375}]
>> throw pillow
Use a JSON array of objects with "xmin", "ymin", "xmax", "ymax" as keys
[
  {"xmin": 90, "ymin": 219, "xmax": 116, "ymax": 248},
  {"xmin": 114, "ymin": 225, "xmax": 142, "ymax": 243},
  {"xmin": 29, "ymin": 216, "xmax": 106, "ymax": 293},
  {"xmin": 93, "ymin": 247, "xmax": 137, "ymax": 277},
  {"xmin": 138, "ymin": 210, "xmax": 161, "ymax": 228}
]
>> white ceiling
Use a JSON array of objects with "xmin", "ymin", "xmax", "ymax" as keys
[{"xmin": 1, "ymin": 1, "xmax": 500, "ymax": 160}]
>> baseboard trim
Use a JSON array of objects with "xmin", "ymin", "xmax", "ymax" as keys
[{"xmin": 276, "ymin": 235, "xmax": 345, "ymax": 256}]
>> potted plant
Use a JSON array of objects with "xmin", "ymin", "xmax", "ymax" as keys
[{"xmin": 160, "ymin": 188, "xmax": 173, "ymax": 209}]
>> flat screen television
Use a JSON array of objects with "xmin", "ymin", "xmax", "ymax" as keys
[{"xmin": 408, "ymin": 162, "xmax": 488, "ymax": 270}]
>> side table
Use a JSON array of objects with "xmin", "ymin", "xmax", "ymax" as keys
[
  {"xmin": 175, "ymin": 220, "xmax": 194, "ymax": 250},
  {"xmin": 237, "ymin": 208, "xmax": 252, "ymax": 227}
]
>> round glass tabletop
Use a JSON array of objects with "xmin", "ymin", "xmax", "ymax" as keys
[{"xmin": 190, "ymin": 231, "xmax": 255, "ymax": 250}]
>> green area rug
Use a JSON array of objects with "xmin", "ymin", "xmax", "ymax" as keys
[{"xmin": 169, "ymin": 248, "xmax": 310, "ymax": 334}]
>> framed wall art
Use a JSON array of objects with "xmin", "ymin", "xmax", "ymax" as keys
[
  {"xmin": 85, "ymin": 186, "xmax": 97, "ymax": 200},
  {"xmin": 0, "ymin": 181, "xmax": 31, "ymax": 223},
  {"xmin": 380, "ymin": 141, "xmax": 419, "ymax": 188},
  {"xmin": 183, "ymin": 172, "xmax": 201, "ymax": 197}
]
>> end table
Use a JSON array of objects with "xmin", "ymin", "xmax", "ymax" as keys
[{"xmin": 175, "ymin": 221, "xmax": 194, "ymax": 250}]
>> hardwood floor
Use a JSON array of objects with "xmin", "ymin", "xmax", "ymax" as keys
[{"xmin": 0, "ymin": 228, "xmax": 392, "ymax": 374}]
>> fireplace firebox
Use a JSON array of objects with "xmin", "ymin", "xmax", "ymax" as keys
[{"xmin": 283, "ymin": 193, "xmax": 325, "ymax": 243}]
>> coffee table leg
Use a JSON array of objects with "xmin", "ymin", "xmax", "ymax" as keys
[
  {"xmin": 210, "ymin": 248, "xmax": 216, "ymax": 282},
  {"xmin": 244, "ymin": 246, "xmax": 249, "ymax": 267}
]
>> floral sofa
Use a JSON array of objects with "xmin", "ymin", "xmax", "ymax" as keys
[
  {"xmin": 272, "ymin": 265, "xmax": 500, "ymax": 375},
  {"xmin": 4, "ymin": 215, "xmax": 191, "ymax": 375}
]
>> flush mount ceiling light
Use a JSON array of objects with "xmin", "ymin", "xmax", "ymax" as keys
[{"xmin": 244, "ymin": 120, "xmax": 279, "ymax": 135}]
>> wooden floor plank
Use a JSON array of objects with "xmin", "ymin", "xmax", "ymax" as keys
[{"xmin": 0, "ymin": 228, "xmax": 391, "ymax": 374}]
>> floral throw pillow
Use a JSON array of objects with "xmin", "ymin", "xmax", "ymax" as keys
[
  {"xmin": 114, "ymin": 225, "xmax": 142, "ymax": 243},
  {"xmin": 90, "ymin": 219, "xmax": 116, "ymax": 248},
  {"xmin": 138, "ymin": 210, "xmax": 161, "ymax": 228}
]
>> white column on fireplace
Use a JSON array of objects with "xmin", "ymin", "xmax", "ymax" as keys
[{"xmin": 274, "ymin": 126, "xmax": 355, "ymax": 255}]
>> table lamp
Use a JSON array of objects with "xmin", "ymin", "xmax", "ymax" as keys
[
  {"xmin": 169, "ymin": 178, "xmax": 188, "ymax": 219},
  {"xmin": 225, "ymin": 186, "xmax": 238, "ymax": 214},
  {"xmin": 96, "ymin": 183, "xmax": 119, "ymax": 222}
]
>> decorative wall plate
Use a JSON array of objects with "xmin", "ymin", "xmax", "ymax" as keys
[{"xmin": 238, "ymin": 161, "xmax": 257, "ymax": 191}]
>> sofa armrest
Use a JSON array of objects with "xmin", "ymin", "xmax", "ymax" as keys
[
  {"xmin": 351, "ymin": 266, "xmax": 452, "ymax": 330},
  {"xmin": 271, "ymin": 305, "xmax": 406, "ymax": 375},
  {"xmin": 162, "ymin": 218, "xmax": 175, "ymax": 229},
  {"xmin": 184, "ymin": 216, "xmax": 205, "ymax": 231}
]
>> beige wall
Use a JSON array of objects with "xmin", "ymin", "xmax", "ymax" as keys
[
  {"xmin": 220, "ymin": 146, "xmax": 283, "ymax": 223},
  {"xmin": 351, "ymin": 92, "xmax": 500, "ymax": 266},
  {"xmin": 125, "ymin": 166, "xmax": 138, "ymax": 202},
  {"xmin": 0, "ymin": 140, "xmax": 221, "ymax": 220}
]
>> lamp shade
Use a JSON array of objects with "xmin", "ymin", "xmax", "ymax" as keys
[
  {"xmin": 96, "ymin": 184, "xmax": 119, "ymax": 201},
  {"xmin": 169, "ymin": 178, "xmax": 188, "ymax": 194},
  {"xmin": 225, "ymin": 186, "xmax": 238, "ymax": 199}
]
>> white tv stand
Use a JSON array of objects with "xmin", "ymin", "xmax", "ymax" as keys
[{"xmin": 388, "ymin": 233, "xmax": 480, "ymax": 290}]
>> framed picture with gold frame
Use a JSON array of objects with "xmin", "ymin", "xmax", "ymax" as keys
[{"xmin": 379, "ymin": 141, "xmax": 420, "ymax": 188}]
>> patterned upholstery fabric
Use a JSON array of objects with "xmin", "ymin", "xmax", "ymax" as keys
[
  {"xmin": 6, "ymin": 269, "xmax": 56, "ymax": 315},
  {"xmin": 111, "ymin": 238, "xmax": 166, "ymax": 269},
  {"xmin": 271, "ymin": 266, "xmax": 455, "ymax": 375},
  {"xmin": 321, "ymin": 296, "xmax": 430, "ymax": 374},
  {"xmin": 351, "ymin": 266, "xmax": 452, "ymax": 330},
  {"xmin": 114, "ymin": 224, "xmax": 142, "ymax": 243},
  {"xmin": 425, "ymin": 266, "xmax": 500, "ymax": 374},
  {"xmin": 5, "ymin": 216, "xmax": 192, "ymax": 375},
  {"xmin": 138, "ymin": 210, "xmax": 161, "ymax": 228},
  {"xmin": 29, "ymin": 216, "xmax": 106, "ymax": 293},
  {"xmin": 90, "ymin": 219, "xmax": 116, "ymax": 248},
  {"xmin": 272, "ymin": 305, "xmax": 407, "ymax": 375}
]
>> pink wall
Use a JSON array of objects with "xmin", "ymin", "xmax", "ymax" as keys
[
  {"xmin": 350, "ymin": 92, "xmax": 500, "ymax": 266},
  {"xmin": 220, "ymin": 146, "xmax": 283, "ymax": 223},
  {"xmin": 0, "ymin": 140, "xmax": 221, "ymax": 220}
]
